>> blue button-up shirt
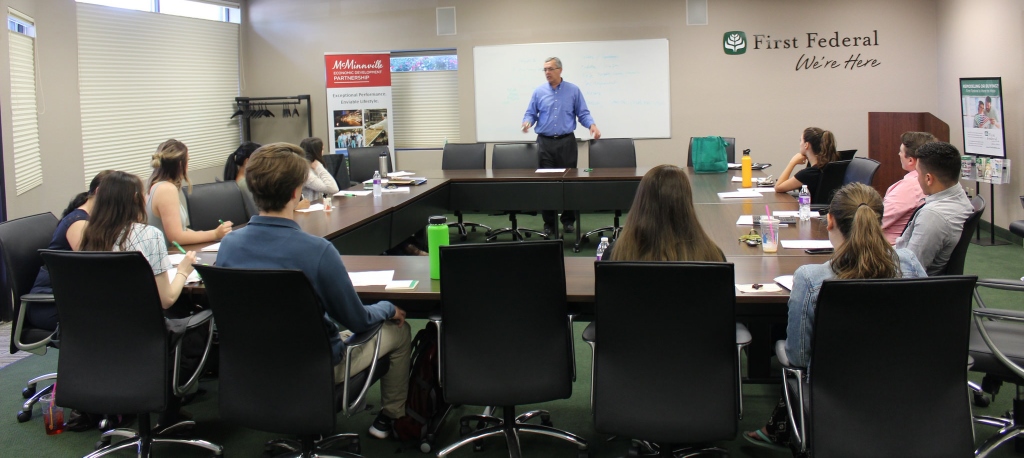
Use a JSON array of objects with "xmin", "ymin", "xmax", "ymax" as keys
[
  {"xmin": 523, "ymin": 80, "xmax": 595, "ymax": 136},
  {"xmin": 216, "ymin": 215, "xmax": 395, "ymax": 365}
]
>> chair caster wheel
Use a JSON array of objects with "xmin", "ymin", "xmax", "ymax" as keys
[
  {"xmin": 573, "ymin": 246, "xmax": 581, "ymax": 253},
  {"xmin": 540, "ymin": 413, "xmax": 552, "ymax": 427},
  {"xmin": 419, "ymin": 440, "xmax": 431, "ymax": 453},
  {"xmin": 581, "ymin": 236, "xmax": 590, "ymax": 243},
  {"xmin": 974, "ymin": 392, "xmax": 991, "ymax": 407},
  {"xmin": 525, "ymin": 233, "xmax": 532, "ymax": 238},
  {"xmin": 22, "ymin": 385, "xmax": 36, "ymax": 398},
  {"xmin": 96, "ymin": 437, "xmax": 111, "ymax": 450},
  {"xmin": 348, "ymin": 438, "xmax": 360, "ymax": 454},
  {"xmin": 17, "ymin": 410, "xmax": 32, "ymax": 422}
]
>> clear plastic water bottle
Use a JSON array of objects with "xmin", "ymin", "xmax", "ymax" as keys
[
  {"xmin": 372, "ymin": 170, "xmax": 382, "ymax": 197},
  {"xmin": 595, "ymin": 237, "xmax": 610, "ymax": 261},
  {"xmin": 798, "ymin": 185, "xmax": 811, "ymax": 221}
]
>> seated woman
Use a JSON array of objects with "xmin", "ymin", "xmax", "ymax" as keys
[
  {"xmin": 774, "ymin": 127, "xmax": 839, "ymax": 200},
  {"xmin": 26, "ymin": 170, "xmax": 113, "ymax": 331},
  {"xmin": 745, "ymin": 182, "xmax": 926, "ymax": 451},
  {"xmin": 298, "ymin": 137, "xmax": 340, "ymax": 203},
  {"xmin": 222, "ymin": 141, "xmax": 261, "ymax": 187},
  {"xmin": 147, "ymin": 139, "xmax": 232, "ymax": 246},
  {"xmin": 605, "ymin": 164, "xmax": 723, "ymax": 262},
  {"xmin": 881, "ymin": 131, "xmax": 936, "ymax": 244}
]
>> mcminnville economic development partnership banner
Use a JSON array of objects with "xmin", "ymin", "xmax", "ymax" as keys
[{"xmin": 324, "ymin": 53, "xmax": 393, "ymax": 164}]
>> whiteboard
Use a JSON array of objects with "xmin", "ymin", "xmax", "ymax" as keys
[{"xmin": 474, "ymin": 39, "xmax": 671, "ymax": 143}]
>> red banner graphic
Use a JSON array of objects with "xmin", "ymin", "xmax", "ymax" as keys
[{"xmin": 325, "ymin": 53, "xmax": 391, "ymax": 88}]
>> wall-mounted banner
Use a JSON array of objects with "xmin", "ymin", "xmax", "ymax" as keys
[
  {"xmin": 722, "ymin": 29, "xmax": 882, "ymax": 72},
  {"xmin": 324, "ymin": 53, "xmax": 393, "ymax": 162},
  {"xmin": 959, "ymin": 77, "xmax": 1006, "ymax": 158}
]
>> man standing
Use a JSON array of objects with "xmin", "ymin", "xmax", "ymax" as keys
[
  {"xmin": 895, "ymin": 141, "xmax": 975, "ymax": 275},
  {"xmin": 216, "ymin": 143, "xmax": 411, "ymax": 439},
  {"xmin": 881, "ymin": 131, "xmax": 936, "ymax": 244},
  {"xmin": 522, "ymin": 57, "xmax": 601, "ymax": 236}
]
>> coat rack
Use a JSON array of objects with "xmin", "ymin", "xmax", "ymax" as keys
[{"xmin": 233, "ymin": 95, "xmax": 312, "ymax": 142}]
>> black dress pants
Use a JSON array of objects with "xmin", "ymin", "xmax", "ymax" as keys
[{"xmin": 537, "ymin": 134, "xmax": 577, "ymax": 228}]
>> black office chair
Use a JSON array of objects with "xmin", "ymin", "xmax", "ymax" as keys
[
  {"xmin": 842, "ymin": 157, "xmax": 880, "ymax": 187},
  {"xmin": 584, "ymin": 262, "xmax": 739, "ymax": 457},
  {"xmin": 442, "ymin": 143, "xmax": 492, "ymax": 240},
  {"xmin": 810, "ymin": 160, "xmax": 851, "ymax": 211},
  {"xmin": 322, "ymin": 153, "xmax": 355, "ymax": 189},
  {"xmin": 939, "ymin": 195, "xmax": 985, "ymax": 276},
  {"xmin": 838, "ymin": 149, "xmax": 857, "ymax": 161},
  {"xmin": 968, "ymin": 279, "xmax": 1024, "ymax": 457},
  {"xmin": 433, "ymin": 241, "xmax": 588, "ymax": 457},
  {"xmin": 183, "ymin": 181, "xmax": 251, "ymax": 231},
  {"xmin": 777, "ymin": 276, "xmax": 976, "ymax": 457},
  {"xmin": 195, "ymin": 265, "xmax": 389, "ymax": 457},
  {"xmin": 577, "ymin": 138, "xmax": 636, "ymax": 246},
  {"xmin": 1, "ymin": 213, "xmax": 59, "ymax": 423},
  {"xmin": 686, "ymin": 136, "xmax": 735, "ymax": 167},
  {"xmin": 1013, "ymin": 196, "xmax": 1024, "ymax": 281},
  {"xmin": 348, "ymin": 146, "xmax": 392, "ymax": 183},
  {"xmin": 486, "ymin": 143, "xmax": 548, "ymax": 242},
  {"xmin": 41, "ymin": 250, "xmax": 220, "ymax": 457}
]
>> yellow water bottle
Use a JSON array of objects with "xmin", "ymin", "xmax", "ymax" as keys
[{"xmin": 741, "ymin": 149, "xmax": 753, "ymax": 188}]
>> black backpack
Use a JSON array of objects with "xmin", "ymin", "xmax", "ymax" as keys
[{"xmin": 393, "ymin": 322, "xmax": 449, "ymax": 444}]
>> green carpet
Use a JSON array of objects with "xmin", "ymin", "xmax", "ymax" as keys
[{"xmin": 2, "ymin": 213, "xmax": 1022, "ymax": 457}]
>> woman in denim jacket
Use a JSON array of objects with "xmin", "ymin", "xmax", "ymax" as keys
[{"xmin": 745, "ymin": 182, "xmax": 926, "ymax": 451}]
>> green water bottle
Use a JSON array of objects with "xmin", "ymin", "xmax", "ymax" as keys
[{"xmin": 427, "ymin": 216, "xmax": 449, "ymax": 280}]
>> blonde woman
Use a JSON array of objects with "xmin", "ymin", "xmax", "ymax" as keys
[{"xmin": 147, "ymin": 139, "xmax": 232, "ymax": 245}]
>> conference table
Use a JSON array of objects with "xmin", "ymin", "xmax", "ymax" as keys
[{"xmin": 189, "ymin": 166, "xmax": 830, "ymax": 383}]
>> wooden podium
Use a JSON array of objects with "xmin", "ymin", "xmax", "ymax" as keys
[{"xmin": 868, "ymin": 112, "xmax": 949, "ymax": 195}]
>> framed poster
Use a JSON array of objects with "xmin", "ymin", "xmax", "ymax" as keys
[{"xmin": 959, "ymin": 77, "xmax": 1006, "ymax": 158}]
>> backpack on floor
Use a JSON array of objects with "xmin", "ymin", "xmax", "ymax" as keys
[{"xmin": 393, "ymin": 321, "xmax": 448, "ymax": 442}]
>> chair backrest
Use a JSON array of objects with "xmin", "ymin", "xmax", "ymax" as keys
[
  {"xmin": 348, "ymin": 146, "xmax": 392, "ymax": 183},
  {"xmin": 184, "ymin": 181, "xmax": 250, "ymax": 231},
  {"xmin": 321, "ymin": 153, "xmax": 352, "ymax": 188},
  {"xmin": 812, "ymin": 160, "xmax": 851, "ymax": 205},
  {"xmin": 838, "ymin": 149, "xmax": 857, "ymax": 161},
  {"xmin": 588, "ymin": 138, "xmax": 637, "ymax": 168},
  {"xmin": 41, "ymin": 251, "xmax": 168, "ymax": 415},
  {"xmin": 593, "ymin": 261, "xmax": 737, "ymax": 444},
  {"xmin": 194, "ymin": 265, "xmax": 338, "ymax": 435},
  {"xmin": 808, "ymin": 276, "xmax": 976, "ymax": 458},
  {"xmin": 686, "ymin": 136, "xmax": 735, "ymax": 167},
  {"xmin": 940, "ymin": 195, "xmax": 985, "ymax": 276},
  {"xmin": 439, "ymin": 241, "xmax": 570, "ymax": 406},
  {"xmin": 843, "ymin": 157, "xmax": 881, "ymax": 186},
  {"xmin": 442, "ymin": 143, "xmax": 487, "ymax": 170},
  {"xmin": 491, "ymin": 143, "xmax": 540, "ymax": 169},
  {"xmin": 0, "ymin": 213, "xmax": 58, "ymax": 339}
]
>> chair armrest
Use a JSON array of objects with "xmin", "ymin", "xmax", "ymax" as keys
[
  {"xmin": 775, "ymin": 340, "xmax": 795, "ymax": 368},
  {"xmin": 169, "ymin": 312, "xmax": 216, "ymax": 397},
  {"xmin": 974, "ymin": 308, "xmax": 1024, "ymax": 380},
  {"xmin": 977, "ymin": 279, "xmax": 1024, "ymax": 293},
  {"xmin": 582, "ymin": 322, "xmax": 595, "ymax": 343},
  {"xmin": 184, "ymin": 309, "xmax": 214, "ymax": 329},
  {"xmin": 974, "ymin": 308, "xmax": 1024, "ymax": 323},
  {"xmin": 21, "ymin": 293, "xmax": 55, "ymax": 303},
  {"xmin": 736, "ymin": 322, "xmax": 752, "ymax": 346},
  {"xmin": 428, "ymin": 313, "xmax": 443, "ymax": 388},
  {"xmin": 14, "ymin": 295, "xmax": 57, "ymax": 355},
  {"xmin": 343, "ymin": 321, "xmax": 386, "ymax": 348}
]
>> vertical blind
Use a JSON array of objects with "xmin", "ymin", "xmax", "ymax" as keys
[
  {"xmin": 392, "ymin": 69, "xmax": 460, "ymax": 148},
  {"xmin": 76, "ymin": 3, "xmax": 239, "ymax": 187},
  {"xmin": 8, "ymin": 27, "xmax": 42, "ymax": 195}
]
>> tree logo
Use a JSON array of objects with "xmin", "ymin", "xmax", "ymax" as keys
[{"xmin": 723, "ymin": 31, "xmax": 747, "ymax": 55}]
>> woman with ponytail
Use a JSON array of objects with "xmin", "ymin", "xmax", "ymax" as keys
[
  {"xmin": 147, "ymin": 139, "xmax": 232, "ymax": 246},
  {"xmin": 25, "ymin": 170, "xmax": 113, "ymax": 330},
  {"xmin": 745, "ymin": 182, "xmax": 926, "ymax": 451},
  {"xmin": 774, "ymin": 127, "xmax": 840, "ymax": 199}
]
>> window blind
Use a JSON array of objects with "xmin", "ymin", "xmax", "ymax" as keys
[
  {"xmin": 8, "ymin": 29, "xmax": 42, "ymax": 195},
  {"xmin": 391, "ymin": 70, "xmax": 460, "ymax": 148},
  {"xmin": 76, "ymin": 3, "xmax": 239, "ymax": 187}
]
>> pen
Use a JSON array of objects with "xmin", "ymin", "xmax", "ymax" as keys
[
  {"xmin": 172, "ymin": 241, "xmax": 186, "ymax": 254},
  {"xmin": 218, "ymin": 219, "xmax": 224, "ymax": 225},
  {"xmin": 343, "ymin": 193, "xmax": 355, "ymax": 197}
]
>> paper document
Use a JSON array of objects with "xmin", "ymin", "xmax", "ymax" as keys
[
  {"xmin": 382, "ymin": 187, "xmax": 411, "ymax": 194},
  {"xmin": 536, "ymin": 168, "xmax": 566, "ymax": 173},
  {"xmin": 335, "ymin": 190, "xmax": 372, "ymax": 197},
  {"xmin": 775, "ymin": 275, "xmax": 795, "ymax": 291},
  {"xmin": 200, "ymin": 242, "xmax": 221, "ymax": 252},
  {"xmin": 166, "ymin": 267, "xmax": 201, "ymax": 284},
  {"xmin": 735, "ymin": 216, "xmax": 789, "ymax": 226},
  {"xmin": 731, "ymin": 176, "xmax": 770, "ymax": 184},
  {"xmin": 385, "ymin": 280, "xmax": 419, "ymax": 290},
  {"xmin": 296, "ymin": 204, "xmax": 325, "ymax": 212},
  {"xmin": 736, "ymin": 283, "xmax": 783, "ymax": 293},
  {"xmin": 717, "ymin": 190, "xmax": 763, "ymax": 199},
  {"xmin": 773, "ymin": 211, "xmax": 800, "ymax": 217},
  {"xmin": 168, "ymin": 254, "xmax": 203, "ymax": 266},
  {"xmin": 348, "ymin": 270, "xmax": 395, "ymax": 286},
  {"xmin": 780, "ymin": 240, "xmax": 833, "ymax": 249},
  {"xmin": 387, "ymin": 171, "xmax": 415, "ymax": 177},
  {"xmin": 738, "ymin": 186, "xmax": 775, "ymax": 193}
]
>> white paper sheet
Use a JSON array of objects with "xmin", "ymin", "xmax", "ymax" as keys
[
  {"xmin": 334, "ymin": 190, "xmax": 372, "ymax": 197},
  {"xmin": 381, "ymin": 187, "xmax": 411, "ymax": 194},
  {"xmin": 736, "ymin": 283, "xmax": 783, "ymax": 293},
  {"xmin": 737, "ymin": 186, "xmax": 776, "ymax": 193},
  {"xmin": 296, "ymin": 204, "xmax": 325, "ymax": 212},
  {"xmin": 775, "ymin": 275, "xmax": 795, "ymax": 291},
  {"xmin": 348, "ymin": 270, "xmax": 395, "ymax": 286},
  {"xmin": 780, "ymin": 240, "xmax": 833, "ymax": 249},
  {"xmin": 200, "ymin": 242, "xmax": 221, "ymax": 252},
  {"xmin": 166, "ymin": 267, "xmax": 201, "ymax": 284},
  {"xmin": 735, "ymin": 215, "xmax": 790, "ymax": 226},
  {"xmin": 386, "ymin": 171, "xmax": 415, "ymax": 177},
  {"xmin": 536, "ymin": 168, "xmax": 566, "ymax": 173},
  {"xmin": 772, "ymin": 211, "xmax": 801, "ymax": 217},
  {"xmin": 717, "ymin": 191, "xmax": 763, "ymax": 199},
  {"xmin": 731, "ymin": 176, "xmax": 770, "ymax": 184}
]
